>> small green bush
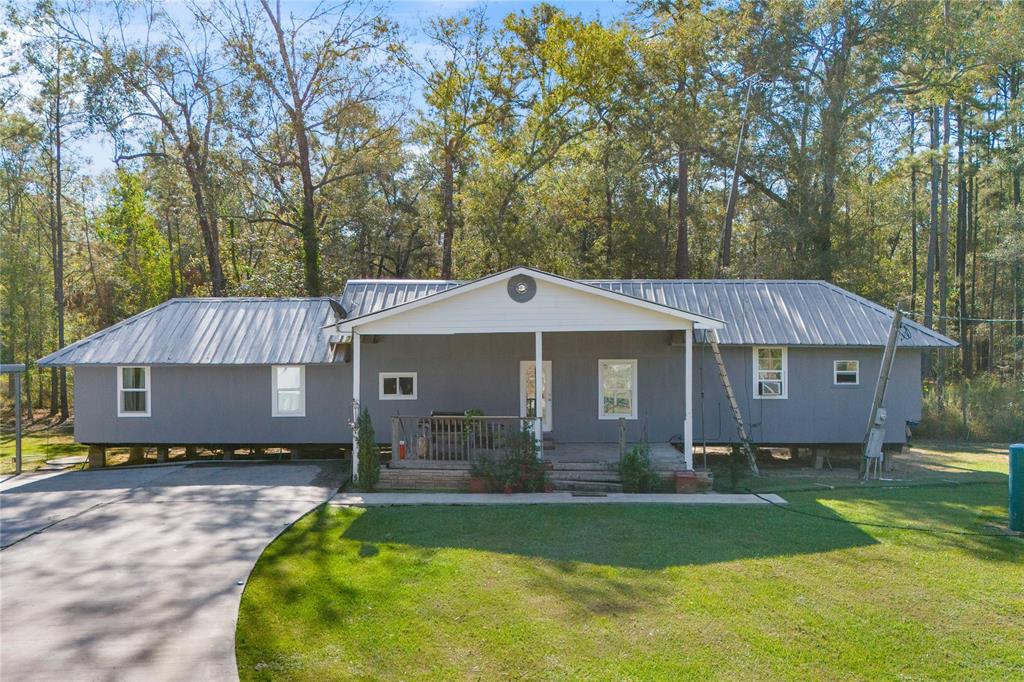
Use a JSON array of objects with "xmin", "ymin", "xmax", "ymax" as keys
[
  {"xmin": 917, "ymin": 376, "xmax": 1024, "ymax": 442},
  {"xmin": 471, "ymin": 427, "xmax": 547, "ymax": 492},
  {"xmin": 356, "ymin": 408, "xmax": 380, "ymax": 490},
  {"xmin": 619, "ymin": 444, "xmax": 659, "ymax": 493}
]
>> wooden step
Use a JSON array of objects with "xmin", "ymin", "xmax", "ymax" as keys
[
  {"xmin": 548, "ymin": 470, "xmax": 622, "ymax": 482},
  {"xmin": 552, "ymin": 480, "xmax": 623, "ymax": 493},
  {"xmin": 548, "ymin": 461, "xmax": 616, "ymax": 471}
]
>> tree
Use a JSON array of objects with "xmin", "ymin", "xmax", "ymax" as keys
[
  {"xmin": 409, "ymin": 9, "xmax": 497, "ymax": 279},
  {"xmin": 219, "ymin": 0, "xmax": 402, "ymax": 295},
  {"xmin": 64, "ymin": 1, "xmax": 229, "ymax": 296}
]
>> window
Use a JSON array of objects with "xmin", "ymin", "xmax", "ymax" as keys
[
  {"xmin": 272, "ymin": 365, "xmax": 305, "ymax": 417},
  {"xmin": 117, "ymin": 366, "xmax": 151, "ymax": 417},
  {"xmin": 834, "ymin": 360, "xmax": 859, "ymax": 385},
  {"xmin": 753, "ymin": 347, "xmax": 787, "ymax": 399},
  {"xmin": 380, "ymin": 372, "xmax": 417, "ymax": 400},
  {"xmin": 598, "ymin": 359, "xmax": 637, "ymax": 419}
]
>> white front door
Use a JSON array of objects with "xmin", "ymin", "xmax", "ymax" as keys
[{"xmin": 520, "ymin": 361, "xmax": 552, "ymax": 432}]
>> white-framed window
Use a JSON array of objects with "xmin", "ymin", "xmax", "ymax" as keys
[
  {"xmin": 380, "ymin": 372, "xmax": 417, "ymax": 400},
  {"xmin": 272, "ymin": 365, "xmax": 305, "ymax": 417},
  {"xmin": 117, "ymin": 366, "xmax": 151, "ymax": 417},
  {"xmin": 834, "ymin": 360, "xmax": 860, "ymax": 386},
  {"xmin": 753, "ymin": 347, "xmax": 787, "ymax": 399},
  {"xmin": 598, "ymin": 359, "xmax": 637, "ymax": 420}
]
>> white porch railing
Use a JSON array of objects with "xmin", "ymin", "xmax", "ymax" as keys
[{"xmin": 390, "ymin": 415, "xmax": 534, "ymax": 464}]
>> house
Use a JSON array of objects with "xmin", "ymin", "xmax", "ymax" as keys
[{"xmin": 37, "ymin": 267, "xmax": 956, "ymax": 481}]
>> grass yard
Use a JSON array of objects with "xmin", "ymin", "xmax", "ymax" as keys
[
  {"xmin": 237, "ymin": 445, "xmax": 1023, "ymax": 681},
  {"xmin": 0, "ymin": 424, "xmax": 86, "ymax": 474}
]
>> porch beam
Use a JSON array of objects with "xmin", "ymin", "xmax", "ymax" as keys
[
  {"xmin": 352, "ymin": 330, "xmax": 361, "ymax": 482},
  {"xmin": 684, "ymin": 326, "xmax": 694, "ymax": 469},
  {"xmin": 534, "ymin": 330, "xmax": 543, "ymax": 457}
]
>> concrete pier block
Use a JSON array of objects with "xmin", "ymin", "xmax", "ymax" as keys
[{"xmin": 156, "ymin": 447, "xmax": 169, "ymax": 463}]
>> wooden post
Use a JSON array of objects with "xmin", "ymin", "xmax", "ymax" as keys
[
  {"xmin": 684, "ymin": 326, "xmax": 694, "ymax": 469},
  {"xmin": 13, "ymin": 372, "xmax": 21, "ymax": 474},
  {"xmin": 534, "ymin": 330, "xmax": 543, "ymax": 456},
  {"xmin": 185, "ymin": 446, "xmax": 197, "ymax": 459},
  {"xmin": 156, "ymin": 446, "xmax": 169, "ymax": 463},
  {"xmin": 88, "ymin": 445, "xmax": 105, "ymax": 469},
  {"xmin": 128, "ymin": 447, "xmax": 145, "ymax": 465},
  {"xmin": 391, "ymin": 417, "xmax": 400, "ymax": 465},
  {"xmin": 352, "ymin": 331, "xmax": 361, "ymax": 481}
]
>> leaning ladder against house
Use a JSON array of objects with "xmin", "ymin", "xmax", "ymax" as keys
[{"xmin": 707, "ymin": 329, "xmax": 760, "ymax": 477}]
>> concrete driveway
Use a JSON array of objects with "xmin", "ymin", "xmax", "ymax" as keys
[{"xmin": 0, "ymin": 462, "xmax": 344, "ymax": 681}]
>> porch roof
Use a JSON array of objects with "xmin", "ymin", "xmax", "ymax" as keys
[{"xmin": 330, "ymin": 267, "xmax": 725, "ymax": 335}]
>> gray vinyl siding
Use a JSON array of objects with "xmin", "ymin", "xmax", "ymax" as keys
[
  {"xmin": 73, "ymin": 364, "xmax": 350, "ymax": 445},
  {"xmin": 72, "ymin": 333, "xmax": 921, "ymax": 447},
  {"xmin": 357, "ymin": 332, "xmax": 685, "ymax": 445},
  {"xmin": 693, "ymin": 347, "xmax": 920, "ymax": 445}
]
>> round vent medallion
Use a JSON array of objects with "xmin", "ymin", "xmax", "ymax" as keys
[{"xmin": 507, "ymin": 274, "xmax": 537, "ymax": 303}]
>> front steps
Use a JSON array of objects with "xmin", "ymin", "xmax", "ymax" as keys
[{"xmin": 548, "ymin": 460, "xmax": 623, "ymax": 493}]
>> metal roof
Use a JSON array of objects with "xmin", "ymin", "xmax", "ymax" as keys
[
  {"xmin": 37, "ymin": 298, "xmax": 341, "ymax": 366},
  {"xmin": 39, "ymin": 276, "xmax": 955, "ymax": 366},
  {"xmin": 341, "ymin": 278, "xmax": 956, "ymax": 348}
]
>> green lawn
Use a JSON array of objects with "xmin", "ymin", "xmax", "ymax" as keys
[
  {"xmin": 237, "ymin": 446, "xmax": 1023, "ymax": 680},
  {"xmin": 0, "ymin": 427, "xmax": 86, "ymax": 474}
]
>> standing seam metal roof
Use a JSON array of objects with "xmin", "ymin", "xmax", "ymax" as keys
[
  {"xmin": 37, "ymin": 298, "xmax": 340, "ymax": 366},
  {"xmin": 339, "ymin": 278, "xmax": 955, "ymax": 348},
  {"xmin": 38, "ymin": 277, "xmax": 955, "ymax": 366}
]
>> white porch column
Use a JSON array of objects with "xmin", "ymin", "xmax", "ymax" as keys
[
  {"xmin": 684, "ymin": 326, "xmax": 694, "ymax": 469},
  {"xmin": 534, "ymin": 330, "xmax": 543, "ymax": 456},
  {"xmin": 352, "ymin": 330, "xmax": 361, "ymax": 481}
]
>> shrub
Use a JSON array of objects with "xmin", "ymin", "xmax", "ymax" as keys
[
  {"xmin": 356, "ymin": 408, "xmax": 380, "ymax": 490},
  {"xmin": 619, "ymin": 444, "xmax": 659, "ymax": 493},
  {"xmin": 471, "ymin": 426, "xmax": 546, "ymax": 492},
  {"xmin": 917, "ymin": 376, "xmax": 1024, "ymax": 442}
]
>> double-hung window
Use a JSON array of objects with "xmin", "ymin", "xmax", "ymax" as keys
[
  {"xmin": 753, "ymin": 347, "xmax": 787, "ymax": 399},
  {"xmin": 598, "ymin": 359, "xmax": 637, "ymax": 419},
  {"xmin": 117, "ymin": 366, "xmax": 151, "ymax": 417},
  {"xmin": 834, "ymin": 360, "xmax": 859, "ymax": 385},
  {"xmin": 380, "ymin": 372, "xmax": 417, "ymax": 400},
  {"xmin": 272, "ymin": 365, "xmax": 305, "ymax": 417}
]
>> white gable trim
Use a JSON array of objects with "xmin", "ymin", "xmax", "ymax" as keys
[{"xmin": 333, "ymin": 267, "xmax": 724, "ymax": 334}]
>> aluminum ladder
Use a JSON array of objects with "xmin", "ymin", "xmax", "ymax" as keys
[{"xmin": 707, "ymin": 329, "xmax": 760, "ymax": 477}]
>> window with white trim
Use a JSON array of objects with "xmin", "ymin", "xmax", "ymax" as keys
[
  {"xmin": 272, "ymin": 365, "xmax": 305, "ymax": 416},
  {"xmin": 753, "ymin": 347, "xmax": 787, "ymax": 399},
  {"xmin": 380, "ymin": 372, "xmax": 417, "ymax": 400},
  {"xmin": 834, "ymin": 360, "xmax": 859, "ymax": 385},
  {"xmin": 117, "ymin": 366, "xmax": 151, "ymax": 417},
  {"xmin": 598, "ymin": 359, "xmax": 637, "ymax": 419}
]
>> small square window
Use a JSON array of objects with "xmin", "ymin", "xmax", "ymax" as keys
[
  {"xmin": 380, "ymin": 372, "xmax": 417, "ymax": 400},
  {"xmin": 834, "ymin": 360, "xmax": 859, "ymax": 385}
]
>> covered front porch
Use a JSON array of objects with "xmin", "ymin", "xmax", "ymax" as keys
[{"xmin": 332, "ymin": 268, "xmax": 724, "ymax": 484}]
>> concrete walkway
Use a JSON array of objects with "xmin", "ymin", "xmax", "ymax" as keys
[
  {"xmin": 0, "ymin": 462, "xmax": 344, "ymax": 682},
  {"xmin": 332, "ymin": 491, "xmax": 787, "ymax": 506}
]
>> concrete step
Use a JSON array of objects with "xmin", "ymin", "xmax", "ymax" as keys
[
  {"xmin": 547, "ymin": 470, "xmax": 622, "ymax": 482},
  {"xmin": 552, "ymin": 480, "xmax": 623, "ymax": 493}
]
